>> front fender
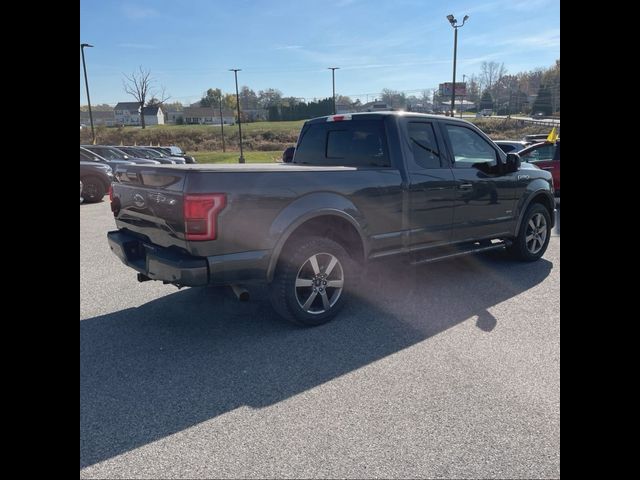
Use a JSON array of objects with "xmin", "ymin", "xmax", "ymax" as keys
[
  {"xmin": 265, "ymin": 192, "xmax": 368, "ymax": 281},
  {"xmin": 514, "ymin": 179, "xmax": 555, "ymax": 236}
]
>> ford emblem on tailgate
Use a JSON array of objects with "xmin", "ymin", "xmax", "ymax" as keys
[{"xmin": 133, "ymin": 193, "xmax": 145, "ymax": 208}]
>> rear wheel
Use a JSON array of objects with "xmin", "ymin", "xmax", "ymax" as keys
[
  {"xmin": 81, "ymin": 176, "xmax": 106, "ymax": 203},
  {"xmin": 509, "ymin": 203, "xmax": 551, "ymax": 261},
  {"xmin": 269, "ymin": 236, "xmax": 354, "ymax": 326}
]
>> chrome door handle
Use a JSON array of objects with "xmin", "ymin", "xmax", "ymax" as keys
[
  {"xmin": 458, "ymin": 183, "xmax": 473, "ymax": 189},
  {"xmin": 542, "ymin": 167, "xmax": 554, "ymax": 170}
]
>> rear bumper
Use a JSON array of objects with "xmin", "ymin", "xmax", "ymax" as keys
[
  {"xmin": 108, "ymin": 230, "xmax": 209, "ymax": 286},
  {"xmin": 107, "ymin": 230, "xmax": 270, "ymax": 286}
]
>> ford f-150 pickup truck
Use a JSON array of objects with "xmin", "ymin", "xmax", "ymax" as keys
[{"xmin": 107, "ymin": 112, "xmax": 555, "ymax": 326}]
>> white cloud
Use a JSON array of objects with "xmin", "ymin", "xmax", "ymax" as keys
[
  {"xmin": 122, "ymin": 5, "xmax": 159, "ymax": 19},
  {"xmin": 117, "ymin": 43, "xmax": 157, "ymax": 49}
]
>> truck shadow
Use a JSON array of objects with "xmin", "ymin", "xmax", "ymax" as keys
[{"xmin": 80, "ymin": 251, "xmax": 553, "ymax": 468}]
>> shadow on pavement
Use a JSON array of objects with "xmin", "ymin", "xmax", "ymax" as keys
[{"xmin": 80, "ymin": 251, "xmax": 553, "ymax": 468}]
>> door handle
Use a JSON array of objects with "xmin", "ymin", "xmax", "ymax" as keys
[
  {"xmin": 458, "ymin": 183, "xmax": 473, "ymax": 189},
  {"xmin": 542, "ymin": 167, "xmax": 554, "ymax": 170}
]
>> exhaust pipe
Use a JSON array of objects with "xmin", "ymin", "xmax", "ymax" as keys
[{"xmin": 230, "ymin": 284, "xmax": 250, "ymax": 302}]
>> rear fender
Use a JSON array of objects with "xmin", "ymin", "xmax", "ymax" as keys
[{"xmin": 266, "ymin": 193, "xmax": 368, "ymax": 281}]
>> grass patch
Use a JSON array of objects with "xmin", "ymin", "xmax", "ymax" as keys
[{"xmin": 193, "ymin": 150, "xmax": 283, "ymax": 164}]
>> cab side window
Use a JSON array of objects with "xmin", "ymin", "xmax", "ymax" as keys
[
  {"xmin": 408, "ymin": 122, "xmax": 442, "ymax": 169},
  {"xmin": 445, "ymin": 124, "xmax": 497, "ymax": 168},
  {"xmin": 521, "ymin": 144, "xmax": 555, "ymax": 163}
]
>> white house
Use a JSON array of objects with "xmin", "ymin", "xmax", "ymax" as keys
[
  {"xmin": 183, "ymin": 107, "xmax": 235, "ymax": 125},
  {"xmin": 142, "ymin": 106, "xmax": 165, "ymax": 125},
  {"xmin": 114, "ymin": 102, "xmax": 141, "ymax": 125}
]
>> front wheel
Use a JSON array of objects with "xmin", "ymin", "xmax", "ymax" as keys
[
  {"xmin": 509, "ymin": 203, "xmax": 551, "ymax": 261},
  {"xmin": 81, "ymin": 176, "xmax": 106, "ymax": 203},
  {"xmin": 269, "ymin": 236, "xmax": 354, "ymax": 326}
]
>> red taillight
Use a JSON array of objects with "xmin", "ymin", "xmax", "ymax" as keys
[{"xmin": 184, "ymin": 194, "xmax": 226, "ymax": 241}]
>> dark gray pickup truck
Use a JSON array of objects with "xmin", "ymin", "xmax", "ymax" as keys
[{"xmin": 108, "ymin": 112, "xmax": 555, "ymax": 326}]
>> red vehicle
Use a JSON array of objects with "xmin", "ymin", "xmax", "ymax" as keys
[{"xmin": 518, "ymin": 140, "xmax": 560, "ymax": 198}]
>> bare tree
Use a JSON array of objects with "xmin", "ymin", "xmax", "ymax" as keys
[
  {"xmin": 122, "ymin": 67, "xmax": 170, "ymax": 129},
  {"xmin": 479, "ymin": 61, "xmax": 507, "ymax": 93}
]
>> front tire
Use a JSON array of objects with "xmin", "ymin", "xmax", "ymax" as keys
[
  {"xmin": 269, "ymin": 236, "xmax": 354, "ymax": 326},
  {"xmin": 509, "ymin": 203, "xmax": 551, "ymax": 261},
  {"xmin": 81, "ymin": 176, "xmax": 106, "ymax": 203}
]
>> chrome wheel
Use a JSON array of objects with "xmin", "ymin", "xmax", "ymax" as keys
[
  {"xmin": 295, "ymin": 252, "xmax": 344, "ymax": 315},
  {"xmin": 525, "ymin": 213, "xmax": 547, "ymax": 254}
]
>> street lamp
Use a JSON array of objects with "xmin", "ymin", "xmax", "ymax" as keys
[
  {"xmin": 229, "ymin": 68, "xmax": 244, "ymax": 163},
  {"xmin": 446, "ymin": 14, "xmax": 469, "ymax": 117},
  {"xmin": 461, "ymin": 73, "xmax": 466, "ymax": 118},
  {"xmin": 328, "ymin": 67, "xmax": 340, "ymax": 114},
  {"xmin": 80, "ymin": 43, "xmax": 95, "ymax": 144}
]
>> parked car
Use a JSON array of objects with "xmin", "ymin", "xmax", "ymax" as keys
[
  {"xmin": 80, "ymin": 146, "xmax": 135, "ymax": 173},
  {"xmin": 81, "ymin": 145, "xmax": 161, "ymax": 165},
  {"xmin": 517, "ymin": 140, "xmax": 560, "ymax": 198},
  {"xmin": 156, "ymin": 146, "xmax": 197, "ymax": 164},
  {"xmin": 80, "ymin": 161, "xmax": 114, "ymax": 203},
  {"xmin": 494, "ymin": 140, "xmax": 530, "ymax": 153},
  {"xmin": 523, "ymin": 134, "xmax": 550, "ymax": 143},
  {"xmin": 116, "ymin": 146, "xmax": 185, "ymax": 164},
  {"xmin": 108, "ymin": 111, "xmax": 555, "ymax": 326},
  {"xmin": 476, "ymin": 109, "xmax": 493, "ymax": 118}
]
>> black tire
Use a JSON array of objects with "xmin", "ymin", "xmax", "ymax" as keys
[
  {"xmin": 509, "ymin": 203, "xmax": 551, "ymax": 262},
  {"xmin": 81, "ymin": 176, "xmax": 106, "ymax": 203},
  {"xmin": 269, "ymin": 236, "xmax": 355, "ymax": 326}
]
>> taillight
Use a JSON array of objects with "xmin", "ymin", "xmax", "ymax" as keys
[{"xmin": 184, "ymin": 194, "xmax": 226, "ymax": 241}]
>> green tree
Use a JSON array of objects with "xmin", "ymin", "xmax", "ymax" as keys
[
  {"xmin": 480, "ymin": 90, "xmax": 494, "ymax": 110},
  {"xmin": 532, "ymin": 85, "xmax": 553, "ymax": 115},
  {"xmin": 200, "ymin": 88, "xmax": 222, "ymax": 107}
]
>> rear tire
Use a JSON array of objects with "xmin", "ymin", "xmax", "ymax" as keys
[
  {"xmin": 269, "ymin": 236, "xmax": 355, "ymax": 326},
  {"xmin": 81, "ymin": 176, "xmax": 106, "ymax": 203},
  {"xmin": 509, "ymin": 203, "xmax": 551, "ymax": 261}
]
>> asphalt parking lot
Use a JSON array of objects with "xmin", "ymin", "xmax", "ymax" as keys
[{"xmin": 80, "ymin": 199, "xmax": 560, "ymax": 479}]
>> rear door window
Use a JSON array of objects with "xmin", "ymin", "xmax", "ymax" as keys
[{"xmin": 295, "ymin": 120, "xmax": 390, "ymax": 167}]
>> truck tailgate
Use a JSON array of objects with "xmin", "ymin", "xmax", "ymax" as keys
[{"xmin": 111, "ymin": 166, "xmax": 189, "ymax": 250}]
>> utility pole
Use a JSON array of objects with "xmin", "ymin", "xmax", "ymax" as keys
[
  {"xmin": 328, "ymin": 67, "xmax": 340, "ymax": 115},
  {"xmin": 80, "ymin": 43, "xmax": 95, "ymax": 144},
  {"xmin": 229, "ymin": 69, "xmax": 244, "ymax": 163},
  {"xmin": 218, "ymin": 95, "xmax": 225, "ymax": 152}
]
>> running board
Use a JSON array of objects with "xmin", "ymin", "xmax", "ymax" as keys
[{"xmin": 410, "ymin": 241, "xmax": 511, "ymax": 266}]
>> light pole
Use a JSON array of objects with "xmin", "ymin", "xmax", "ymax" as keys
[
  {"xmin": 460, "ymin": 73, "xmax": 466, "ymax": 118},
  {"xmin": 229, "ymin": 69, "xmax": 244, "ymax": 163},
  {"xmin": 80, "ymin": 43, "xmax": 95, "ymax": 144},
  {"xmin": 446, "ymin": 14, "xmax": 469, "ymax": 117},
  {"xmin": 218, "ymin": 95, "xmax": 225, "ymax": 153},
  {"xmin": 328, "ymin": 67, "xmax": 339, "ymax": 114}
]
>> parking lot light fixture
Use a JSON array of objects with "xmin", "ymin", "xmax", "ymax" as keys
[
  {"xmin": 80, "ymin": 43, "xmax": 95, "ymax": 144},
  {"xmin": 446, "ymin": 14, "xmax": 469, "ymax": 117}
]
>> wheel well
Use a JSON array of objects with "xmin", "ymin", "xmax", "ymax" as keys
[
  {"xmin": 281, "ymin": 215, "xmax": 365, "ymax": 265},
  {"xmin": 529, "ymin": 192, "xmax": 554, "ymax": 220}
]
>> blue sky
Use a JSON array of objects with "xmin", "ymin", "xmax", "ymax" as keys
[{"xmin": 80, "ymin": 0, "xmax": 559, "ymax": 106}]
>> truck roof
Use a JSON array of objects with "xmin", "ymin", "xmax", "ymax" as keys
[{"xmin": 304, "ymin": 111, "xmax": 475, "ymax": 126}]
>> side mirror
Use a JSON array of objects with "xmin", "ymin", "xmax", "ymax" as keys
[
  {"xmin": 505, "ymin": 153, "xmax": 521, "ymax": 172},
  {"xmin": 282, "ymin": 147, "xmax": 295, "ymax": 163}
]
